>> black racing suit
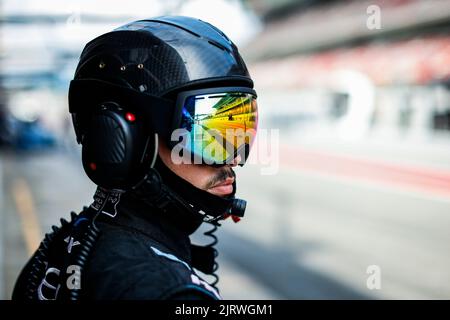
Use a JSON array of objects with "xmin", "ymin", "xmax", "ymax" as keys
[
  {"xmin": 12, "ymin": 190, "xmax": 221, "ymax": 300},
  {"xmin": 84, "ymin": 192, "xmax": 220, "ymax": 300}
]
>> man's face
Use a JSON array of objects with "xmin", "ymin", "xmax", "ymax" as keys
[{"xmin": 158, "ymin": 140, "xmax": 239, "ymax": 197}]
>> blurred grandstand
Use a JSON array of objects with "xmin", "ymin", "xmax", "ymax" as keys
[{"xmin": 244, "ymin": 0, "xmax": 450, "ymax": 148}]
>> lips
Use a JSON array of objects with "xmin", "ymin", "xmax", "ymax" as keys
[{"xmin": 207, "ymin": 177, "xmax": 235, "ymax": 196}]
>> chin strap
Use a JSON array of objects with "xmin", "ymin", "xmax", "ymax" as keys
[{"xmin": 132, "ymin": 168, "xmax": 246, "ymax": 223}]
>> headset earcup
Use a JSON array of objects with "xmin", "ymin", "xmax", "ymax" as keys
[{"xmin": 81, "ymin": 104, "xmax": 156, "ymax": 190}]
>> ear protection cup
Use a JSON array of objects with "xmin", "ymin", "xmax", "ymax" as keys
[{"xmin": 81, "ymin": 102, "xmax": 157, "ymax": 190}]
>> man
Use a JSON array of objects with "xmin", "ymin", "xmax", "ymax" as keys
[{"xmin": 12, "ymin": 16, "xmax": 258, "ymax": 300}]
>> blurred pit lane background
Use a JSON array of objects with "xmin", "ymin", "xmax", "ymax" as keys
[{"xmin": 1, "ymin": 0, "xmax": 450, "ymax": 300}]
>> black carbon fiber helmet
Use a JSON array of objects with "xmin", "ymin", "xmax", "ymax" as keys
[
  {"xmin": 69, "ymin": 16, "xmax": 256, "ymax": 192},
  {"xmin": 73, "ymin": 16, "xmax": 253, "ymax": 96}
]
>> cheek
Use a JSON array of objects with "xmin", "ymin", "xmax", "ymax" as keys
[
  {"xmin": 181, "ymin": 165, "xmax": 214, "ymax": 189},
  {"xmin": 170, "ymin": 163, "xmax": 215, "ymax": 190},
  {"xmin": 158, "ymin": 142, "xmax": 216, "ymax": 190}
]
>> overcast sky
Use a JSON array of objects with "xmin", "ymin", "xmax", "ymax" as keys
[{"xmin": 2, "ymin": 0, "xmax": 261, "ymax": 45}]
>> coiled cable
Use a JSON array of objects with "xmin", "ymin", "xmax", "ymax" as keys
[
  {"xmin": 203, "ymin": 221, "xmax": 220, "ymax": 291},
  {"xmin": 16, "ymin": 206, "xmax": 101, "ymax": 301}
]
